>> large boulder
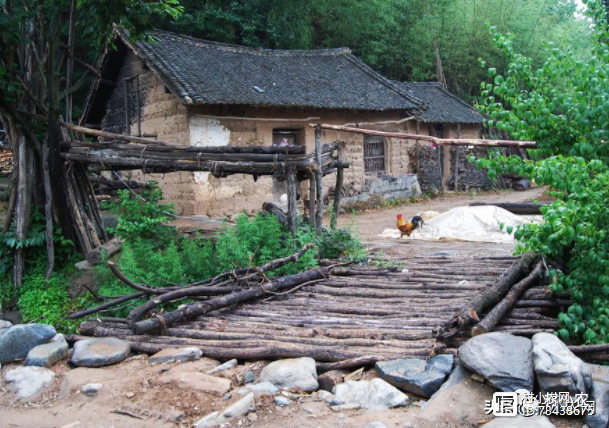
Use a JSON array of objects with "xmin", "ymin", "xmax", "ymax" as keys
[
  {"xmin": 375, "ymin": 355, "xmax": 453, "ymax": 397},
  {"xmin": 532, "ymin": 332, "xmax": 591, "ymax": 395},
  {"xmin": 257, "ymin": 357, "xmax": 318, "ymax": 392},
  {"xmin": 0, "ymin": 323, "xmax": 56, "ymax": 364},
  {"xmin": 585, "ymin": 364, "xmax": 609, "ymax": 428},
  {"xmin": 25, "ymin": 334, "xmax": 69, "ymax": 368},
  {"xmin": 332, "ymin": 378, "xmax": 408, "ymax": 408},
  {"xmin": 70, "ymin": 338, "xmax": 131, "ymax": 367},
  {"xmin": 483, "ymin": 415, "xmax": 555, "ymax": 428},
  {"xmin": 4, "ymin": 366, "xmax": 56, "ymax": 399},
  {"xmin": 458, "ymin": 332, "xmax": 534, "ymax": 392}
]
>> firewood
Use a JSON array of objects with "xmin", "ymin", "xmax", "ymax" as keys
[{"xmin": 86, "ymin": 237, "xmax": 122, "ymax": 265}]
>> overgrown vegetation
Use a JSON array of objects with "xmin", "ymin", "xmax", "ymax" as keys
[
  {"xmin": 472, "ymin": 0, "xmax": 609, "ymax": 344},
  {"xmin": 93, "ymin": 183, "xmax": 366, "ymax": 317}
]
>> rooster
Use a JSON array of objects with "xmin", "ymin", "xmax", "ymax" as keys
[{"xmin": 396, "ymin": 214, "xmax": 424, "ymax": 238}]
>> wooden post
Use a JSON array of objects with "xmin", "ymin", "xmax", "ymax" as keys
[
  {"xmin": 415, "ymin": 119, "xmax": 420, "ymax": 173},
  {"xmin": 135, "ymin": 74, "xmax": 141, "ymax": 137},
  {"xmin": 123, "ymin": 79, "xmax": 130, "ymax": 135},
  {"xmin": 454, "ymin": 124, "xmax": 461, "ymax": 192},
  {"xmin": 314, "ymin": 125, "xmax": 323, "ymax": 236},
  {"xmin": 331, "ymin": 145, "xmax": 344, "ymax": 230},
  {"xmin": 287, "ymin": 166, "xmax": 297, "ymax": 236},
  {"xmin": 308, "ymin": 173, "xmax": 316, "ymax": 228}
]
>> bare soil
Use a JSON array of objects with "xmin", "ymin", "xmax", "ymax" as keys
[{"xmin": 2, "ymin": 187, "xmax": 584, "ymax": 428}]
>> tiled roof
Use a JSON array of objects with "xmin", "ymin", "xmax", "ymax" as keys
[
  {"xmin": 119, "ymin": 30, "xmax": 423, "ymax": 111},
  {"xmin": 396, "ymin": 81, "xmax": 484, "ymax": 124}
]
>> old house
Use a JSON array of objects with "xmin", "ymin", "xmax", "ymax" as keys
[{"xmin": 82, "ymin": 30, "xmax": 484, "ymax": 216}]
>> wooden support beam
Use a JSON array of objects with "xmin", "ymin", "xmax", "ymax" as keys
[
  {"xmin": 454, "ymin": 124, "xmax": 461, "ymax": 191},
  {"xmin": 311, "ymin": 123, "xmax": 536, "ymax": 148},
  {"xmin": 315, "ymin": 125, "xmax": 323, "ymax": 236},
  {"xmin": 287, "ymin": 166, "xmax": 297, "ymax": 236},
  {"xmin": 308, "ymin": 173, "xmax": 316, "ymax": 228},
  {"xmin": 331, "ymin": 144, "xmax": 344, "ymax": 230}
]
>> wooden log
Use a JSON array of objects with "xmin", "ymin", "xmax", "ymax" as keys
[
  {"xmin": 262, "ymin": 201, "xmax": 287, "ymax": 225},
  {"xmin": 287, "ymin": 166, "xmax": 297, "ymax": 236},
  {"xmin": 315, "ymin": 125, "xmax": 323, "ymax": 236},
  {"xmin": 568, "ymin": 343, "xmax": 609, "ymax": 355},
  {"xmin": 131, "ymin": 266, "xmax": 330, "ymax": 335},
  {"xmin": 86, "ymin": 237, "xmax": 122, "ymax": 265},
  {"xmin": 331, "ymin": 144, "xmax": 344, "ymax": 230},
  {"xmin": 69, "ymin": 292, "xmax": 147, "ymax": 319},
  {"xmin": 469, "ymin": 202, "xmax": 548, "ymax": 215},
  {"xmin": 311, "ymin": 123, "xmax": 537, "ymax": 148},
  {"xmin": 308, "ymin": 173, "xmax": 316, "ymax": 228},
  {"xmin": 454, "ymin": 124, "xmax": 460, "ymax": 191},
  {"xmin": 472, "ymin": 262, "xmax": 543, "ymax": 336}
]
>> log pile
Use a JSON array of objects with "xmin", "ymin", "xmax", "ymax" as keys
[
  {"xmin": 449, "ymin": 147, "xmax": 493, "ymax": 191},
  {"xmin": 68, "ymin": 253, "xmax": 557, "ymax": 365},
  {"xmin": 409, "ymin": 145, "xmax": 442, "ymax": 193},
  {"xmin": 0, "ymin": 149, "xmax": 12, "ymax": 176}
]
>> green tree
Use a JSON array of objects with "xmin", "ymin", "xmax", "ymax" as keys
[
  {"xmin": 0, "ymin": 0, "xmax": 183, "ymax": 286},
  {"xmin": 473, "ymin": 0, "xmax": 609, "ymax": 344}
]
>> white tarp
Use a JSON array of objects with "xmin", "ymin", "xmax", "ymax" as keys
[{"xmin": 379, "ymin": 205, "xmax": 540, "ymax": 243}]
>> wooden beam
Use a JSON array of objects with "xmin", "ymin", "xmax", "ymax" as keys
[
  {"xmin": 331, "ymin": 145, "xmax": 344, "ymax": 230},
  {"xmin": 287, "ymin": 166, "xmax": 297, "ymax": 236},
  {"xmin": 454, "ymin": 124, "xmax": 461, "ymax": 191},
  {"xmin": 308, "ymin": 173, "xmax": 316, "ymax": 228},
  {"xmin": 311, "ymin": 124, "xmax": 536, "ymax": 148},
  {"xmin": 315, "ymin": 125, "xmax": 323, "ymax": 236}
]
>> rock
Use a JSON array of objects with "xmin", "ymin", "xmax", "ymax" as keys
[
  {"xmin": 258, "ymin": 357, "xmax": 318, "ymax": 392},
  {"xmin": 148, "ymin": 347, "xmax": 202, "ymax": 364},
  {"xmin": 155, "ymin": 371, "xmax": 231, "ymax": 396},
  {"xmin": 274, "ymin": 396, "xmax": 292, "ymax": 406},
  {"xmin": 206, "ymin": 359, "xmax": 237, "ymax": 375},
  {"xmin": 70, "ymin": 338, "xmax": 131, "ymax": 367},
  {"xmin": 319, "ymin": 390, "xmax": 335, "ymax": 404},
  {"xmin": 330, "ymin": 403, "xmax": 361, "ymax": 412},
  {"xmin": 436, "ymin": 361, "xmax": 472, "ymax": 393},
  {"xmin": 365, "ymin": 422, "xmax": 389, "ymax": 428},
  {"xmin": 532, "ymin": 332, "xmax": 591, "ymax": 395},
  {"xmin": 75, "ymin": 260, "xmax": 94, "ymax": 271},
  {"xmin": 25, "ymin": 334, "xmax": 69, "ymax": 368},
  {"xmin": 4, "ymin": 366, "xmax": 56, "ymax": 399},
  {"xmin": 585, "ymin": 364, "xmax": 609, "ymax": 428},
  {"xmin": 375, "ymin": 355, "xmax": 453, "ymax": 397},
  {"xmin": 332, "ymin": 378, "xmax": 408, "ymax": 408},
  {"xmin": 0, "ymin": 323, "xmax": 56, "ymax": 364},
  {"xmin": 81, "ymin": 383, "xmax": 103, "ymax": 396},
  {"xmin": 0, "ymin": 320, "xmax": 12, "ymax": 329},
  {"xmin": 458, "ymin": 332, "xmax": 534, "ymax": 392},
  {"xmin": 193, "ymin": 392, "xmax": 255, "ymax": 428},
  {"xmin": 244, "ymin": 370, "xmax": 255, "ymax": 384},
  {"xmin": 318, "ymin": 369, "xmax": 347, "ymax": 392},
  {"xmin": 483, "ymin": 415, "xmax": 555, "ymax": 427},
  {"xmin": 238, "ymin": 381, "xmax": 279, "ymax": 395},
  {"xmin": 247, "ymin": 412, "xmax": 258, "ymax": 422}
]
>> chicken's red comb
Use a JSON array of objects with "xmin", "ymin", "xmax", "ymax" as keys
[{"xmin": 397, "ymin": 214, "xmax": 402, "ymax": 218}]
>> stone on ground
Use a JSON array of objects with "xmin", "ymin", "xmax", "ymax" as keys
[
  {"xmin": 148, "ymin": 347, "xmax": 202, "ymax": 364},
  {"xmin": 207, "ymin": 358, "xmax": 237, "ymax": 374},
  {"xmin": 0, "ymin": 323, "xmax": 56, "ymax": 364},
  {"xmin": 4, "ymin": 366, "xmax": 56, "ymax": 399},
  {"xmin": 458, "ymin": 332, "xmax": 534, "ymax": 392},
  {"xmin": 0, "ymin": 319, "xmax": 12, "ymax": 329},
  {"xmin": 238, "ymin": 381, "xmax": 279, "ymax": 395},
  {"xmin": 375, "ymin": 355, "xmax": 453, "ymax": 397},
  {"xmin": 258, "ymin": 357, "xmax": 318, "ymax": 392},
  {"xmin": 585, "ymin": 364, "xmax": 609, "ymax": 428},
  {"xmin": 194, "ymin": 392, "xmax": 255, "ymax": 428},
  {"xmin": 332, "ymin": 378, "xmax": 408, "ymax": 408},
  {"xmin": 155, "ymin": 370, "xmax": 231, "ymax": 396},
  {"xmin": 436, "ymin": 360, "xmax": 472, "ymax": 393},
  {"xmin": 81, "ymin": 383, "xmax": 103, "ymax": 396},
  {"xmin": 244, "ymin": 370, "xmax": 255, "ymax": 384},
  {"xmin": 532, "ymin": 332, "xmax": 591, "ymax": 394},
  {"xmin": 25, "ymin": 334, "xmax": 69, "ymax": 368},
  {"xmin": 318, "ymin": 369, "xmax": 347, "ymax": 392},
  {"xmin": 365, "ymin": 422, "xmax": 389, "ymax": 428},
  {"xmin": 483, "ymin": 415, "xmax": 555, "ymax": 427},
  {"xmin": 274, "ymin": 396, "xmax": 292, "ymax": 406},
  {"xmin": 70, "ymin": 337, "xmax": 131, "ymax": 367}
]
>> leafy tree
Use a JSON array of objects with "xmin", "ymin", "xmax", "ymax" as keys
[
  {"xmin": 0, "ymin": 0, "xmax": 183, "ymax": 286},
  {"xmin": 473, "ymin": 0, "xmax": 609, "ymax": 344}
]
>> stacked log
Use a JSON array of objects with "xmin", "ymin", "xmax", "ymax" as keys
[{"xmin": 0, "ymin": 149, "xmax": 12, "ymax": 176}]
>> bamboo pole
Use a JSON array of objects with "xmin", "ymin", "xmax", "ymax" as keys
[{"xmin": 311, "ymin": 124, "xmax": 536, "ymax": 148}]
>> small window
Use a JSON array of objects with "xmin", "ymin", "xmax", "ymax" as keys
[
  {"xmin": 433, "ymin": 123, "xmax": 444, "ymax": 138},
  {"xmin": 164, "ymin": 86, "xmax": 172, "ymax": 94},
  {"xmin": 273, "ymin": 129, "xmax": 299, "ymax": 147},
  {"xmin": 364, "ymin": 136, "xmax": 385, "ymax": 174}
]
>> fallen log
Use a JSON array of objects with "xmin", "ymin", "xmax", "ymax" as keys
[
  {"xmin": 69, "ymin": 292, "xmax": 146, "ymax": 319},
  {"xmin": 86, "ymin": 237, "xmax": 122, "ymax": 265},
  {"xmin": 472, "ymin": 262, "xmax": 543, "ymax": 336},
  {"xmin": 435, "ymin": 252, "xmax": 537, "ymax": 339},
  {"xmin": 469, "ymin": 202, "xmax": 548, "ymax": 215},
  {"xmin": 131, "ymin": 266, "xmax": 330, "ymax": 335}
]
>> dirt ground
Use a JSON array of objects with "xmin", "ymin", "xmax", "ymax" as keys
[{"xmin": 3, "ymin": 187, "xmax": 584, "ymax": 428}]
